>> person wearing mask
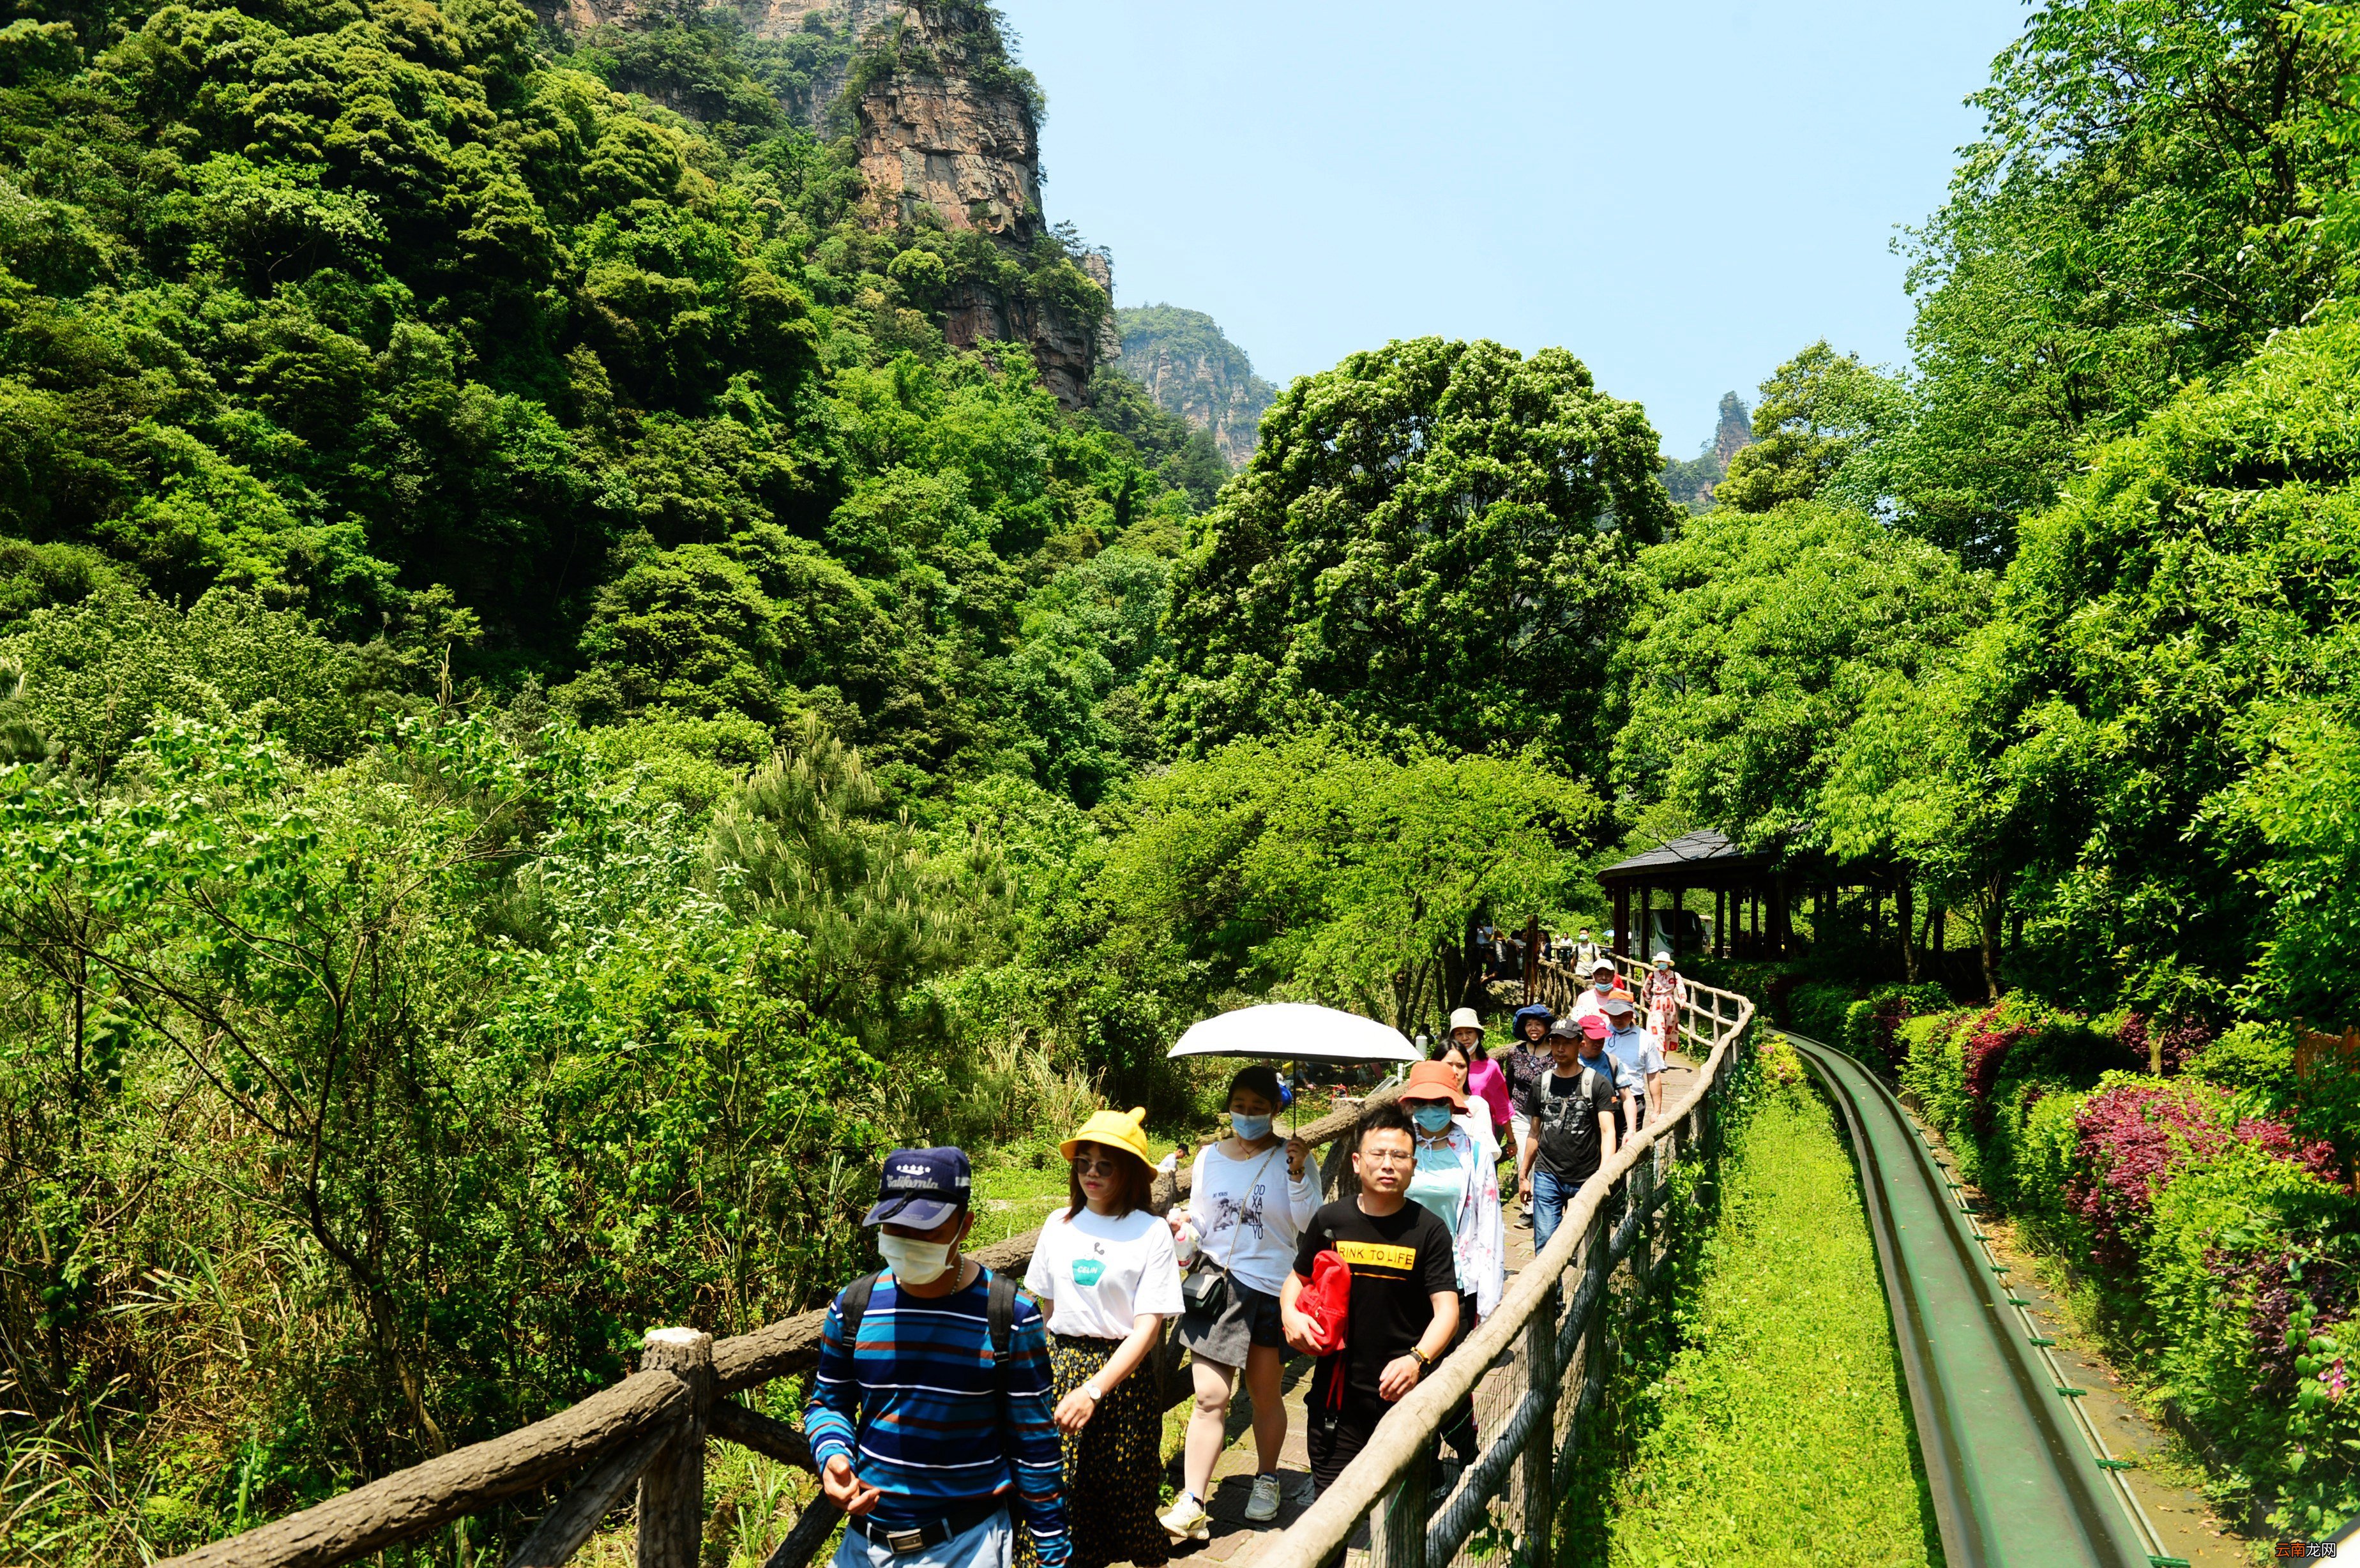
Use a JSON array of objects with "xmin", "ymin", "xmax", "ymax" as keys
[
  {"xmin": 1162, "ymin": 1067, "xmax": 1319, "ymax": 1539},
  {"xmin": 1430, "ymin": 1037, "xmax": 1503, "ymax": 1165},
  {"xmin": 1570, "ymin": 960, "xmax": 1625, "ymax": 1026},
  {"xmin": 1396, "ymin": 1063, "xmax": 1504, "ymax": 1481},
  {"xmin": 1643, "ymin": 952, "xmax": 1687, "ymax": 1057},
  {"xmin": 1495, "ymin": 1007, "xmax": 1551, "ymax": 1226},
  {"xmin": 1025, "ymin": 1108, "xmax": 1183, "ymax": 1568},
  {"xmin": 1600, "ymin": 993, "xmax": 1665, "ymax": 1130},
  {"xmin": 1571, "ymin": 928, "xmax": 1604, "ymax": 974},
  {"xmin": 1522, "ymin": 1021, "xmax": 1620, "ymax": 1250},
  {"xmin": 808, "ymin": 1147, "xmax": 1068, "ymax": 1568},
  {"xmin": 1280, "ymin": 1104, "xmax": 1459, "ymax": 1501}
]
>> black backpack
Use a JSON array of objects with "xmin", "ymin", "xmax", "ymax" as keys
[{"xmin": 838, "ymin": 1265, "xmax": 1019, "ymax": 1423}]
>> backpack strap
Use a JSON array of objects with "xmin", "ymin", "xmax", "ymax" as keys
[{"xmin": 838, "ymin": 1270, "xmax": 881, "ymax": 1346}]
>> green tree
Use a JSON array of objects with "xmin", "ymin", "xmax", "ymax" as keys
[
  {"xmin": 1896, "ymin": 0, "xmax": 2350, "ymax": 566},
  {"xmin": 1156, "ymin": 337, "xmax": 1677, "ymax": 764},
  {"xmin": 1713, "ymin": 343, "xmax": 1905, "ymax": 516},
  {"xmin": 1613, "ymin": 501, "xmax": 1990, "ymax": 851}
]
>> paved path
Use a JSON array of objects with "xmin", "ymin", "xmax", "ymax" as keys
[{"xmin": 1160, "ymin": 1054, "xmax": 1700, "ymax": 1568}]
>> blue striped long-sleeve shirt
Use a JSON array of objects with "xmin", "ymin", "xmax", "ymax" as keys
[{"xmin": 804, "ymin": 1267, "xmax": 1068, "ymax": 1566}]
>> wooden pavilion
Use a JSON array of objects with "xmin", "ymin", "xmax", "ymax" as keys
[{"xmin": 1598, "ymin": 829, "xmax": 1791, "ymax": 961}]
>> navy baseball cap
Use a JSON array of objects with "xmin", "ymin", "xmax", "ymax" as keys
[{"xmin": 861, "ymin": 1147, "xmax": 973, "ymax": 1228}]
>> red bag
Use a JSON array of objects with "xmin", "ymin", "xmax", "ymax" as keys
[{"xmin": 1301, "ymin": 1249, "xmax": 1350, "ymax": 1356}]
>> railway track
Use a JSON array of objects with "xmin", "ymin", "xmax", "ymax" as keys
[{"xmin": 1783, "ymin": 1029, "xmax": 2179, "ymax": 1568}]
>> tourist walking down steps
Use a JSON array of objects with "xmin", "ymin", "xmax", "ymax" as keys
[
  {"xmin": 808, "ymin": 1147, "xmax": 1068, "ymax": 1568},
  {"xmin": 1161, "ymin": 1066, "xmax": 1320, "ymax": 1541},
  {"xmin": 1025, "ymin": 1106, "xmax": 1183, "ymax": 1568}
]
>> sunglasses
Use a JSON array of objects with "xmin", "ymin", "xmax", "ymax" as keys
[{"xmin": 1071, "ymin": 1154, "xmax": 1125, "ymax": 1176}]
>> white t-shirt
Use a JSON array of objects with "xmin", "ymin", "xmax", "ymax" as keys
[
  {"xmin": 1024, "ymin": 1205, "xmax": 1184, "ymax": 1341},
  {"xmin": 1184, "ymin": 1141, "xmax": 1322, "ymax": 1296}
]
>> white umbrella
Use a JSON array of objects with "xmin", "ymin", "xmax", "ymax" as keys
[{"xmin": 1168, "ymin": 1002, "xmax": 1419, "ymax": 1064}]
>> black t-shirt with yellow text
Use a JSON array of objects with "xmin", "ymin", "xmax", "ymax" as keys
[{"xmin": 1292, "ymin": 1196, "xmax": 1458, "ymax": 1408}]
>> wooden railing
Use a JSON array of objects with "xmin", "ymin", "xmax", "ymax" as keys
[
  {"xmin": 159, "ymin": 960, "xmax": 1751, "ymax": 1568},
  {"xmin": 158, "ymin": 1082, "xmax": 1406, "ymax": 1568},
  {"xmin": 1253, "ymin": 960, "xmax": 1755, "ymax": 1568}
]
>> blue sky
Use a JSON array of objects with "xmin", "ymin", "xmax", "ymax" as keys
[{"xmin": 994, "ymin": 0, "xmax": 2029, "ymax": 456}]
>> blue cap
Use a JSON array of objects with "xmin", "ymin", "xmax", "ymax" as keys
[{"xmin": 861, "ymin": 1147, "xmax": 973, "ymax": 1228}]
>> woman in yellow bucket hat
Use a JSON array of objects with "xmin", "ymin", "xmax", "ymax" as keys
[{"xmin": 1022, "ymin": 1106, "xmax": 1183, "ymax": 1568}]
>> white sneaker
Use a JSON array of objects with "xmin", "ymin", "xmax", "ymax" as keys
[
  {"xmin": 1244, "ymin": 1472, "xmax": 1284, "ymax": 1523},
  {"xmin": 1160, "ymin": 1495, "xmax": 1211, "ymax": 1542}
]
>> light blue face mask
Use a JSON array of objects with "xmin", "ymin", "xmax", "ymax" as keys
[
  {"xmin": 1230, "ymin": 1112, "xmax": 1273, "ymax": 1140},
  {"xmin": 1411, "ymin": 1105, "xmax": 1454, "ymax": 1133}
]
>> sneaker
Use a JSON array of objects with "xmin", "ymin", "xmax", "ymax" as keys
[
  {"xmin": 1160, "ymin": 1495, "xmax": 1212, "ymax": 1542},
  {"xmin": 1244, "ymin": 1472, "xmax": 1284, "ymax": 1523}
]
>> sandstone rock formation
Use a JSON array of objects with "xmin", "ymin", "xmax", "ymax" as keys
[
  {"xmin": 1116, "ymin": 305, "xmax": 1276, "ymax": 469},
  {"xmin": 533, "ymin": 0, "xmax": 1112, "ymax": 406}
]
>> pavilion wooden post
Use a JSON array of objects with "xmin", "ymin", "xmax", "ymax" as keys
[
  {"xmin": 1613, "ymin": 886, "xmax": 1630, "ymax": 958},
  {"xmin": 1713, "ymin": 887, "xmax": 1725, "ymax": 958},
  {"xmin": 1671, "ymin": 886, "xmax": 1685, "ymax": 961}
]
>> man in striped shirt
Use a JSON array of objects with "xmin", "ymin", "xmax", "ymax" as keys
[{"xmin": 807, "ymin": 1146, "xmax": 1069, "ymax": 1568}]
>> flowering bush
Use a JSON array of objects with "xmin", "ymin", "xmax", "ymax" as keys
[
  {"xmin": 1843, "ymin": 982, "xmax": 1952, "ymax": 1074},
  {"xmin": 1907, "ymin": 995, "xmax": 2357, "ymax": 1528},
  {"xmin": 2068, "ymin": 1077, "xmax": 2334, "ymax": 1270}
]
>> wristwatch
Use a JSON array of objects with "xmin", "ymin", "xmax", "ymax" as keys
[{"xmin": 1082, "ymin": 1382, "xmax": 1105, "ymax": 1402}]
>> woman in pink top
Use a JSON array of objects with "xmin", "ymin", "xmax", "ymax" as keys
[{"xmin": 1438, "ymin": 1016, "xmax": 1513, "ymax": 1148}]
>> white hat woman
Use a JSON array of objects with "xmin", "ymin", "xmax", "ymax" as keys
[{"xmin": 1643, "ymin": 951, "xmax": 1686, "ymax": 1058}]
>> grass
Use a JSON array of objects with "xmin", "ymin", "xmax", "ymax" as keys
[{"xmin": 1600, "ymin": 1081, "xmax": 1944, "ymax": 1567}]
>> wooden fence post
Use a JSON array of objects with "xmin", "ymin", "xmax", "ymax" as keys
[
  {"xmin": 1523, "ymin": 1278, "xmax": 1558, "ymax": 1567},
  {"xmin": 638, "ymin": 1328, "xmax": 714, "ymax": 1568},
  {"xmin": 1369, "ymin": 1445, "xmax": 1430, "ymax": 1568}
]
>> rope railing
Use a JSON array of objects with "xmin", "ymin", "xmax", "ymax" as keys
[
  {"xmin": 1250, "ymin": 959, "xmax": 1755, "ymax": 1568},
  {"xmin": 156, "ymin": 960, "xmax": 1751, "ymax": 1568}
]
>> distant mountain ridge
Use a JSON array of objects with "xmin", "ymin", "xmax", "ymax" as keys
[{"xmin": 1116, "ymin": 305, "xmax": 1278, "ymax": 469}]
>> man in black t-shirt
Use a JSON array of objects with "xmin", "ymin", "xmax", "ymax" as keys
[
  {"xmin": 1524, "ymin": 1017, "xmax": 1619, "ymax": 1251},
  {"xmin": 1281, "ymin": 1101, "xmax": 1459, "ymax": 1498}
]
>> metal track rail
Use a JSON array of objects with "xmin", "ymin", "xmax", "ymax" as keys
[{"xmin": 1784, "ymin": 1029, "xmax": 2170, "ymax": 1568}]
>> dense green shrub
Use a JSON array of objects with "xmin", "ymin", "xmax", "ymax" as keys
[{"xmin": 1786, "ymin": 980, "xmax": 1856, "ymax": 1044}]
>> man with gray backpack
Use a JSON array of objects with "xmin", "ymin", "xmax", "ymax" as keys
[{"xmin": 807, "ymin": 1147, "xmax": 1069, "ymax": 1568}]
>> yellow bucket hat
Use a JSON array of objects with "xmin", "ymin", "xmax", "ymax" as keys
[{"xmin": 1060, "ymin": 1106, "xmax": 1154, "ymax": 1172}]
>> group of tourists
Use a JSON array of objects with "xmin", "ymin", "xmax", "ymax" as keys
[{"xmin": 805, "ymin": 954, "xmax": 1691, "ymax": 1568}]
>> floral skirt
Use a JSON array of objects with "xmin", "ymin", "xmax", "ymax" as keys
[{"xmin": 1047, "ymin": 1332, "xmax": 1168, "ymax": 1568}]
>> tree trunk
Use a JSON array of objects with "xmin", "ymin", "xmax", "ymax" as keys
[
  {"xmin": 1899, "ymin": 880, "xmax": 1918, "ymax": 984},
  {"xmin": 1979, "ymin": 876, "xmax": 2004, "ymax": 1002}
]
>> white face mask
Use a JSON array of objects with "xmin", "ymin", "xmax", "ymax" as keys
[{"xmin": 877, "ymin": 1233, "xmax": 955, "ymax": 1285}]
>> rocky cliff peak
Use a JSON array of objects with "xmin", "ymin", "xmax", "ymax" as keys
[{"xmin": 1116, "ymin": 305, "xmax": 1276, "ymax": 469}]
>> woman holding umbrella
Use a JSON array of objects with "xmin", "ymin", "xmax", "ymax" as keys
[{"xmin": 1162, "ymin": 1066, "xmax": 1319, "ymax": 1539}]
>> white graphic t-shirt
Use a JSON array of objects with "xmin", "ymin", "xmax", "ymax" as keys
[
  {"xmin": 1184, "ymin": 1142, "xmax": 1323, "ymax": 1296},
  {"xmin": 1023, "ymin": 1205, "xmax": 1184, "ymax": 1341}
]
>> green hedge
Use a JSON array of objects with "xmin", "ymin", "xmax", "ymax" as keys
[{"xmin": 1901, "ymin": 997, "xmax": 2359, "ymax": 1532}]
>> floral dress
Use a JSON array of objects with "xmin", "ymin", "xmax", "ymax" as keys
[{"xmin": 1643, "ymin": 968, "xmax": 1687, "ymax": 1051}]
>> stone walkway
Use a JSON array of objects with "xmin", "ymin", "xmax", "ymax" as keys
[{"xmin": 1163, "ymin": 1055, "xmax": 1700, "ymax": 1568}]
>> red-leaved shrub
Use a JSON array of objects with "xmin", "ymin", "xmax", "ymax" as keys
[
  {"xmin": 2069, "ymin": 1080, "xmax": 2336, "ymax": 1270},
  {"xmin": 2114, "ymin": 1012, "xmax": 2218, "ymax": 1077}
]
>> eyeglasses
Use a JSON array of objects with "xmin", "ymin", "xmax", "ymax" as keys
[{"xmin": 1071, "ymin": 1155, "xmax": 1124, "ymax": 1176}]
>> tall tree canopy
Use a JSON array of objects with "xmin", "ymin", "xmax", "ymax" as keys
[{"xmin": 1154, "ymin": 336, "xmax": 1676, "ymax": 766}]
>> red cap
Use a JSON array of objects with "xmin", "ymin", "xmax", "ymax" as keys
[{"xmin": 1579, "ymin": 1014, "xmax": 1611, "ymax": 1040}]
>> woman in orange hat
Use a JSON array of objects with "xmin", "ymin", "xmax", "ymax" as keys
[
  {"xmin": 1395, "ymin": 1062, "xmax": 1504, "ymax": 1474},
  {"xmin": 1024, "ymin": 1106, "xmax": 1183, "ymax": 1568}
]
